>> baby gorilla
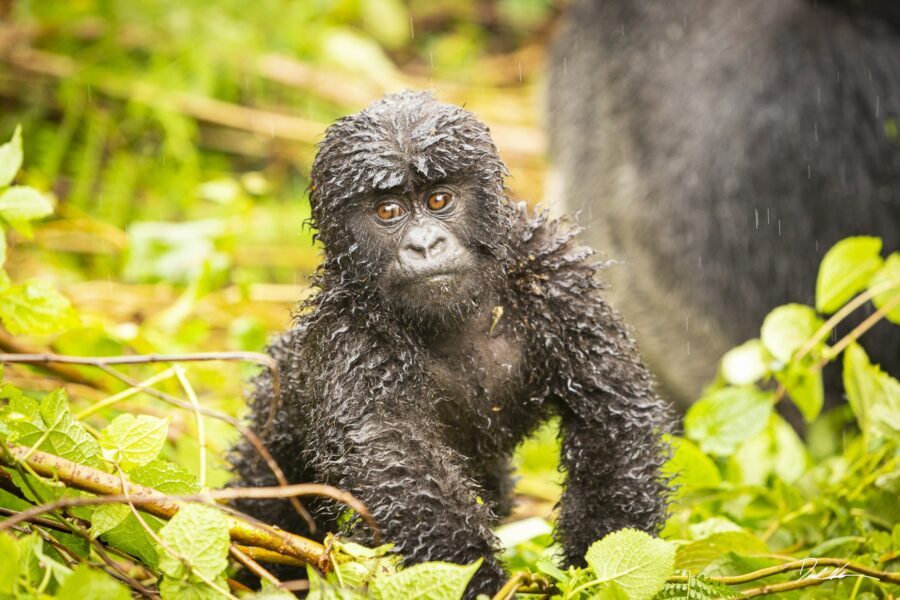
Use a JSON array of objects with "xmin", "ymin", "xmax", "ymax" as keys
[{"xmin": 231, "ymin": 91, "xmax": 672, "ymax": 595}]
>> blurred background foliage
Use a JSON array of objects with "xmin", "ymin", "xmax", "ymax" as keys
[{"xmin": 0, "ymin": 0, "xmax": 558, "ymax": 494}]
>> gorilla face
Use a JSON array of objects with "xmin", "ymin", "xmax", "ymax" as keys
[
  {"xmin": 309, "ymin": 91, "xmax": 511, "ymax": 328},
  {"xmin": 348, "ymin": 179, "xmax": 497, "ymax": 326}
]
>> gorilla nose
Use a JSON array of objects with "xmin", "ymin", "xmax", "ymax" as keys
[{"xmin": 403, "ymin": 230, "xmax": 447, "ymax": 260}]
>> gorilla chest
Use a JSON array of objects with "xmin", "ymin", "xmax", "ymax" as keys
[{"xmin": 426, "ymin": 327, "xmax": 524, "ymax": 410}]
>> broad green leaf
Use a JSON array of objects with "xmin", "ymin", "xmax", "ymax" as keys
[
  {"xmin": 592, "ymin": 581, "xmax": 630, "ymax": 599},
  {"xmin": 0, "ymin": 279, "xmax": 78, "ymax": 335},
  {"xmin": 369, "ymin": 558, "xmax": 482, "ymax": 600},
  {"xmin": 159, "ymin": 575, "xmax": 229, "ymax": 600},
  {"xmin": 0, "ymin": 186, "xmax": 53, "ymax": 223},
  {"xmin": 0, "ymin": 228, "xmax": 6, "ymax": 269},
  {"xmin": 332, "ymin": 539, "xmax": 401, "ymax": 590},
  {"xmin": 0, "ymin": 125, "xmax": 23, "ymax": 187},
  {"xmin": 844, "ymin": 343, "xmax": 900, "ymax": 444},
  {"xmin": 675, "ymin": 532, "xmax": 768, "ymax": 573},
  {"xmin": 776, "ymin": 359, "xmax": 824, "ymax": 422},
  {"xmin": 158, "ymin": 504, "xmax": 230, "ymax": 581},
  {"xmin": 684, "ymin": 387, "xmax": 773, "ymax": 456},
  {"xmin": 688, "ymin": 518, "xmax": 743, "ymax": 539},
  {"xmin": 720, "ymin": 339, "xmax": 770, "ymax": 385},
  {"xmin": 869, "ymin": 252, "xmax": 900, "ymax": 325},
  {"xmin": 730, "ymin": 415, "xmax": 807, "ymax": 485},
  {"xmin": 100, "ymin": 414, "xmax": 170, "ymax": 470},
  {"xmin": 90, "ymin": 504, "xmax": 130, "ymax": 539},
  {"xmin": 56, "ymin": 563, "xmax": 131, "ymax": 600},
  {"xmin": 130, "ymin": 459, "xmax": 200, "ymax": 495},
  {"xmin": 10, "ymin": 389, "xmax": 103, "ymax": 468},
  {"xmin": 98, "ymin": 510, "xmax": 163, "ymax": 567},
  {"xmin": 536, "ymin": 556, "xmax": 570, "ymax": 584},
  {"xmin": 584, "ymin": 529, "xmax": 675, "ymax": 600},
  {"xmin": 760, "ymin": 304, "xmax": 824, "ymax": 364},
  {"xmin": 0, "ymin": 533, "xmax": 20, "ymax": 594},
  {"xmin": 662, "ymin": 436, "xmax": 721, "ymax": 498},
  {"xmin": 703, "ymin": 552, "xmax": 781, "ymax": 578},
  {"xmin": 816, "ymin": 236, "xmax": 883, "ymax": 313}
]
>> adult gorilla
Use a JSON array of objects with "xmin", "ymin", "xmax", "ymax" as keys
[{"xmin": 548, "ymin": 0, "xmax": 900, "ymax": 406}]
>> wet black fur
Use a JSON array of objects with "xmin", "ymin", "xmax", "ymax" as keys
[
  {"xmin": 548, "ymin": 0, "xmax": 900, "ymax": 407},
  {"xmin": 230, "ymin": 91, "xmax": 672, "ymax": 596}
]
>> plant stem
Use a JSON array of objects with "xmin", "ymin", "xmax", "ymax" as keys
[{"xmin": 666, "ymin": 557, "xmax": 900, "ymax": 586}]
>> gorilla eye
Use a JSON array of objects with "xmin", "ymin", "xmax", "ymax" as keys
[
  {"xmin": 375, "ymin": 200, "xmax": 405, "ymax": 222},
  {"xmin": 427, "ymin": 192, "xmax": 453, "ymax": 212}
]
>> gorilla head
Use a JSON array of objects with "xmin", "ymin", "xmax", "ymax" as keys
[{"xmin": 309, "ymin": 92, "xmax": 511, "ymax": 326}]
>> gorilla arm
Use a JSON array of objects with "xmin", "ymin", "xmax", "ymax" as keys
[
  {"xmin": 554, "ymin": 296, "xmax": 672, "ymax": 566},
  {"xmin": 515, "ymin": 213, "xmax": 672, "ymax": 565}
]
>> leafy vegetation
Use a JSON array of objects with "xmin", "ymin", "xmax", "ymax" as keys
[{"xmin": 0, "ymin": 2, "xmax": 898, "ymax": 598}]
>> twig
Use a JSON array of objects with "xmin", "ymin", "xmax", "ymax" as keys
[
  {"xmin": 174, "ymin": 366, "xmax": 208, "ymax": 488},
  {"xmin": 0, "ymin": 334, "xmax": 101, "ymax": 389},
  {"xmin": 232, "ymin": 544, "xmax": 305, "ymax": 568},
  {"xmin": 0, "ymin": 507, "xmax": 72, "ymax": 533},
  {"xmin": 92, "ymin": 362, "xmax": 311, "ymax": 530},
  {"xmin": 739, "ymin": 567, "xmax": 841, "ymax": 598},
  {"xmin": 0, "ymin": 350, "xmax": 283, "ymax": 440},
  {"xmin": 230, "ymin": 544, "xmax": 286, "ymax": 589},
  {"xmin": 666, "ymin": 557, "xmax": 899, "ymax": 586},
  {"xmin": 493, "ymin": 572, "xmax": 552, "ymax": 600},
  {"xmin": 74, "ymin": 367, "xmax": 177, "ymax": 420},
  {"xmin": 0, "ymin": 442, "xmax": 327, "ymax": 565},
  {"xmin": 1, "ymin": 353, "xmax": 308, "ymax": 529},
  {"xmin": 819, "ymin": 292, "xmax": 900, "ymax": 364}
]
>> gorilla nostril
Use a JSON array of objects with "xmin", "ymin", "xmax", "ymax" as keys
[{"xmin": 428, "ymin": 236, "xmax": 447, "ymax": 255}]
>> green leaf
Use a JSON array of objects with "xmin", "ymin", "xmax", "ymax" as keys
[
  {"xmin": 0, "ymin": 279, "xmax": 78, "ymax": 335},
  {"xmin": 159, "ymin": 575, "xmax": 229, "ymax": 600},
  {"xmin": 130, "ymin": 460, "xmax": 200, "ymax": 495},
  {"xmin": 720, "ymin": 339, "xmax": 770, "ymax": 385},
  {"xmin": 869, "ymin": 252, "xmax": 900, "ymax": 325},
  {"xmin": 675, "ymin": 532, "xmax": 768, "ymax": 573},
  {"xmin": 0, "ymin": 186, "xmax": 54, "ymax": 224},
  {"xmin": 584, "ymin": 529, "xmax": 675, "ymax": 600},
  {"xmin": 158, "ymin": 504, "xmax": 230, "ymax": 581},
  {"xmin": 843, "ymin": 343, "xmax": 900, "ymax": 444},
  {"xmin": 10, "ymin": 389, "xmax": 103, "ymax": 468},
  {"xmin": 56, "ymin": 563, "xmax": 131, "ymax": 600},
  {"xmin": 730, "ymin": 415, "xmax": 807, "ymax": 485},
  {"xmin": 776, "ymin": 359, "xmax": 824, "ymax": 422},
  {"xmin": 100, "ymin": 414, "xmax": 170, "ymax": 471},
  {"xmin": 684, "ymin": 387, "xmax": 774, "ymax": 456},
  {"xmin": 90, "ymin": 504, "xmax": 130, "ymax": 539},
  {"xmin": 0, "ymin": 532, "xmax": 20, "ymax": 594},
  {"xmin": 0, "ymin": 228, "xmax": 6, "ymax": 270},
  {"xmin": 369, "ymin": 558, "xmax": 482, "ymax": 600},
  {"xmin": 662, "ymin": 436, "xmax": 721, "ymax": 497},
  {"xmin": 0, "ymin": 125, "xmax": 23, "ymax": 187},
  {"xmin": 760, "ymin": 304, "xmax": 824, "ymax": 364},
  {"xmin": 307, "ymin": 567, "xmax": 369, "ymax": 600},
  {"xmin": 97, "ymin": 510, "xmax": 163, "ymax": 567},
  {"xmin": 816, "ymin": 236, "xmax": 883, "ymax": 313}
]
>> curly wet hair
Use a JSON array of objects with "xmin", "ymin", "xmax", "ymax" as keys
[{"xmin": 230, "ymin": 91, "xmax": 672, "ymax": 597}]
